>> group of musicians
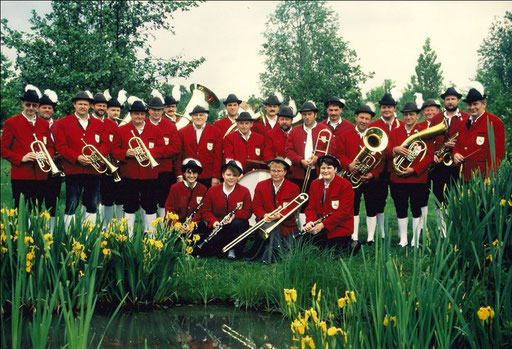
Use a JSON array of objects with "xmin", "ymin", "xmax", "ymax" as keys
[{"xmin": 0, "ymin": 83, "xmax": 505, "ymax": 261}]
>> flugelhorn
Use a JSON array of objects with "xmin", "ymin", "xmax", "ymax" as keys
[
  {"xmin": 31, "ymin": 134, "xmax": 64, "ymax": 177},
  {"xmin": 128, "ymin": 130, "xmax": 160, "ymax": 168},
  {"xmin": 222, "ymin": 193, "xmax": 309, "ymax": 253},
  {"xmin": 301, "ymin": 128, "xmax": 332, "ymax": 193},
  {"xmin": 434, "ymin": 131, "xmax": 459, "ymax": 166},
  {"xmin": 81, "ymin": 139, "xmax": 119, "ymax": 175},
  {"xmin": 343, "ymin": 127, "xmax": 388, "ymax": 188},
  {"xmin": 393, "ymin": 119, "xmax": 448, "ymax": 175}
]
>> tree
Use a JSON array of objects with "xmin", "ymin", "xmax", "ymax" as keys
[
  {"xmin": 259, "ymin": 0, "xmax": 371, "ymax": 119},
  {"xmin": 476, "ymin": 11, "xmax": 512, "ymax": 155},
  {"xmin": 399, "ymin": 37, "xmax": 444, "ymax": 109},
  {"xmin": 0, "ymin": 53, "xmax": 22, "ymax": 127},
  {"xmin": 1, "ymin": 0, "xmax": 205, "ymax": 122},
  {"xmin": 364, "ymin": 79, "xmax": 396, "ymax": 105}
]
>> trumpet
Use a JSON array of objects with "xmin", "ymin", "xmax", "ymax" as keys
[
  {"xmin": 31, "ymin": 134, "xmax": 64, "ymax": 177},
  {"xmin": 393, "ymin": 119, "xmax": 448, "ymax": 176},
  {"xmin": 128, "ymin": 130, "xmax": 160, "ymax": 168},
  {"xmin": 434, "ymin": 132, "xmax": 459, "ymax": 166},
  {"xmin": 106, "ymin": 154, "xmax": 122, "ymax": 182},
  {"xmin": 222, "ymin": 193, "xmax": 309, "ymax": 253},
  {"xmin": 301, "ymin": 128, "xmax": 332, "ymax": 193},
  {"xmin": 343, "ymin": 127, "xmax": 388, "ymax": 188},
  {"xmin": 81, "ymin": 139, "xmax": 119, "ymax": 175}
]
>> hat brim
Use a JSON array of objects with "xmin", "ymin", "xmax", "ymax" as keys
[
  {"xmin": 266, "ymin": 158, "xmax": 290, "ymax": 170},
  {"xmin": 223, "ymin": 100, "xmax": 242, "ymax": 105},
  {"xmin": 440, "ymin": 93, "xmax": 462, "ymax": 99},
  {"xmin": 400, "ymin": 108, "xmax": 421, "ymax": 113},
  {"xmin": 298, "ymin": 108, "xmax": 319, "ymax": 113}
]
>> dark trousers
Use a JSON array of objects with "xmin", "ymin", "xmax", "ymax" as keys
[
  {"xmin": 390, "ymin": 182, "xmax": 426, "ymax": 219},
  {"xmin": 122, "ymin": 178, "xmax": 158, "ymax": 214},
  {"xmin": 290, "ymin": 171, "xmax": 318, "ymax": 194},
  {"xmin": 430, "ymin": 164, "xmax": 460, "ymax": 208},
  {"xmin": 199, "ymin": 218, "xmax": 249, "ymax": 258},
  {"xmin": 156, "ymin": 171, "xmax": 175, "ymax": 207},
  {"xmin": 100, "ymin": 173, "xmax": 123, "ymax": 206},
  {"xmin": 419, "ymin": 172, "xmax": 433, "ymax": 208},
  {"xmin": 308, "ymin": 229, "xmax": 352, "ymax": 252},
  {"xmin": 11, "ymin": 179, "xmax": 45, "ymax": 211},
  {"xmin": 366, "ymin": 170, "xmax": 390, "ymax": 214},
  {"xmin": 65, "ymin": 174, "xmax": 101, "ymax": 214},
  {"xmin": 42, "ymin": 175, "xmax": 63, "ymax": 216},
  {"xmin": 353, "ymin": 182, "xmax": 378, "ymax": 217}
]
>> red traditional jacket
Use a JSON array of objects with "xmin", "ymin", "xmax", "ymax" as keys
[
  {"xmin": 252, "ymin": 116, "xmax": 278, "ymax": 136},
  {"xmin": 285, "ymin": 123, "xmax": 331, "ymax": 179},
  {"xmin": 305, "ymin": 175, "xmax": 354, "ymax": 239},
  {"xmin": 253, "ymin": 178, "xmax": 300, "ymax": 236},
  {"xmin": 429, "ymin": 110, "xmax": 469, "ymax": 151},
  {"xmin": 223, "ymin": 131, "xmax": 265, "ymax": 173},
  {"xmin": 202, "ymin": 183, "xmax": 252, "ymax": 228},
  {"xmin": 111, "ymin": 122, "xmax": 166, "ymax": 180},
  {"xmin": 453, "ymin": 111, "xmax": 505, "ymax": 181},
  {"xmin": 1, "ymin": 113, "xmax": 53, "ymax": 180},
  {"xmin": 333, "ymin": 127, "xmax": 383, "ymax": 179},
  {"xmin": 54, "ymin": 114, "xmax": 108, "ymax": 175},
  {"xmin": 387, "ymin": 123, "xmax": 434, "ymax": 184},
  {"xmin": 165, "ymin": 181, "xmax": 207, "ymax": 222},
  {"xmin": 178, "ymin": 123, "xmax": 222, "ymax": 180},
  {"xmin": 214, "ymin": 117, "xmax": 236, "ymax": 137},
  {"xmin": 320, "ymin": 118, "xmax": 354, "ymax": 140},
  {"xmin": 147, "ymin": 117, "xmax": 181, "ymax": 173}
]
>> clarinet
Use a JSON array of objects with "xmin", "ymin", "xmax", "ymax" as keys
[
  {"xmin": 183, "ymin": 202, "xmax": 203, "ymax": 229},
  {"xmin": 293, "ymin": 211, "xmax": 334, "ymax": 238},
  {"xmin": 198, "ymin": 202, "xmax": 243, "ymax": 249}
]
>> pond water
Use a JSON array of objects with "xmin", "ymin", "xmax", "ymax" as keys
[{"xmin": 42, "ymin": 304, "xmax": 292, "ymax": 348}]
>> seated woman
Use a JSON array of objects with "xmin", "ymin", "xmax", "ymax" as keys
[
  {"xmin": 200, "ymin": 160, "xmax": 252, "ymax": 259},
  {"xmin": 304, "ymin": 154, "xmax": 354, "ymax": 252},
  {"xmin": 164, "ymin": 158, "xmax": 208, "ymax": 236},
  {"xmin": 246, "ymin": 157, "xmax": 301, "ymax": 263}
]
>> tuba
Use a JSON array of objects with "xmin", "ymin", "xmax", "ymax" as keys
[
  {"xmin": 393, "ymin": 119, "xmax": 448, "ymax": 175},
  {"xmin": 176, "ymin": 84, "xmax": 220, "ymax": 130},
  {"xmin": 301, "ymin": 128, "xmax": 332, "ymax": 193},
  {"xmin": 31, "ymin": 134, "xmax": 64, "ymax": 177},
  {"xmin": 81, "ymin": 139, "xmax": 119, "ymax": 175},
  {"xmin": 128, "ymin": 131, "xmax": 160, "ymax": 168},
  {"xmin": 343, "ymin": 127, "xmax": 388, "ymax": 188}
]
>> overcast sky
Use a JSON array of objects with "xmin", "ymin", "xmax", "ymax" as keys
[{"xmin": 1, "ymin": 1, "xmax": 511, "ymax": 102}]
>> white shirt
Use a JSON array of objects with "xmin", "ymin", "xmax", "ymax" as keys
[
  {"xmin": 267, "ymin": 116, "xmax": 277, "ymax": 129},
  {"xmin": 136, "ymin": 121, "xmax": 145, "ymax": 135},
  {"xmin": 149, "ymin": 117, "xmax": 161, "ymax": 126},
  {"xmin": 75, "ymin": 113, "xmax": 89, "ymax": 130},
  {"xmin": 239, "ymin": 130, "xmax": 251, "ymax": 142},
  {"xmin": 183, "ymin": 181, "xmax": 197, "ymax": 190},
  {"xmin": 22, "ymin": 112, "xmax": 36, "ymax": 126},
  {"xmin": 303, "ymin": 122, "xmax": 317, "ymax": 161},
  {"xmin": 194, "ymin": 124, "xmax": 205, "ymax": 144},
  {"xmin": 273, "ymin": 179, "xmax": 284, "ymax": 194},
  {"xmin": 328, "ymin": 118, "xmax": 341, "ymax": 130},
  {"xmin": 92, "ymin": 113, "xmax": 104, "ymax": 122},
  {"xmin": 443, "ymin": 109, "xmax": 462, "ymax": 127},
  {"xmin": 355, "ymin": 126, "xmax": 366, "ymax": 139},
  {"xmin": 223, "ymin": 183, "xmax": 235, "ymax": 197}
]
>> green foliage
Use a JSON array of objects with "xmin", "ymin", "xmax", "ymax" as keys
[
  {"xmin": 364, "ymin": 79, "xmax": 396, "ymax": 106},
  {"xmin": 475, "ymin": 11, "xmax": 512, "ymax": 156},
  {"xmin": 1, "ymin": 0, "xmax": 205, "ymax": 123},
  {"xmin": 259, "ymin": 0, "xmax": 371, "ymax": 118},
  {"xmin": 0, "ymin": 52, "xmax": 22, "ymax": 127}
]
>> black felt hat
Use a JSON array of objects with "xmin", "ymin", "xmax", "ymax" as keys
[
  {"xmin": 263, "ymin": 95, "xmax": 281, "ymax": 106},
  {"xmin": 107, "ymin": 99, "xmax": 121, "ymax": 108},
  {"xmin": 298, "ymin": 101, "xmax": 319, "ymax": 113},
  {"xmin": 181, "ymin": 158, "xmax": 203, "ymax": 175},
  {"xmin": 223, "ymin": 94, "xmax": 242, "ymax": 105},
  {"xmin": 463, "ymin": 88, "xmax": 486, "ymax": 103},
  {"xmin": 378, "ymin": 93, "xmax": 397, "ymax": 106},
  {"xmin": 400, "ymin": 101, "xmax": 421, "ymax": 113},
  {"xmin": 324, "ymin": 96, "xmax": 345, "ymax": 108},
  {"xmin": 318, "ymin": 154, "xmax": 340, "ymax": 169},
  {"xmin": 72, "ymin": 91, "xmax": 94, "ymax": 103},
  {"xmin": 440, "ymin": 87, "xmax": 462, "ymax": 99},
  {"xmin": 20, "ymin": 85, "xmax": 41, "ymax": 103},
  {"xmin": 39, "ymin": 95, "xmax": 56, "ymax": 106},
  {"xmin": 164, "ymin": 96, "xmax": 178, "ymax": 105},
  {"xmin": 235, "ymin": 111, "xmax": 254, "ymax": 122},
  {"xmin": 421, "ymin": 99, "xmax": 441, "ymax": 110},
  {"xmin": 355, "ymin": 105, "xmax": 375, "ymax": 117},
  {"xmin": 189, "ymin": 105, "xmax": 209, "ymax": 115},
  {"xmin": 277, "ymin": 106, "xmax": 294, "ymax": 118},
  {"xmin": 147, "ymin": 96, "xmax": 164, "ymax": 109},
  {"xmin": 93, "ymin": 93, "xmax": 108, "ymax": 104},
  {"xmin": 129, "ymin": 100, "xmax": 147, "ymax": 112}
]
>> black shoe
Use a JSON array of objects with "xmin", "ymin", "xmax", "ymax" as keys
[{"xmin": 366, "ymin": 241, "xmax": 374, "ymax": 246}]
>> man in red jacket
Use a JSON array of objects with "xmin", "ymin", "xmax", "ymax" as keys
[
  {"xmin": 389, "ymin": 101, "xmax": 434, "ymax": 248},
  {"xmin": 178, "ymin": 105, "xmax": 222, "ymax": 188},
  {"xmin": 320, "ymin": 96, "xmax": 354, "ymax": 139},
  {"xmin": 263, "ymin": 106, "xmax": 293, "ymax": 158},
  {"xmin": 111, "ymin": 99, "xmax": 167, "ymax": 236},
  {"xmin": 200, "ymin": 160, "xmax": 252, "ymax": 259},
  {"xmin": 247, "ymin": 157, "xmax": 301, "ymax": 263},
  {"xmin": 163, "ymin": 95, "xmax": 179, "ymax": 123},
  {"xmin": 252, "ymin": 95, "xmax": 281, "ymax": 136},
  {"xmin": 214, "ymin": 93, "xmax": 242, "ymax": 136},
  {"xmin": 304, "ymin": 155, "xmax": 354, "ymax": 252},
  {"xmin": 334, "ymin": 104, "xmax": 383, "ymax": 246},
  {"xmin": 223, "ymin": 111, "xmax": 265, "ymax": 173},
  {"xmin": 367, "ymin": 93, "xmax": 403, "ymax": 240},
  {"xmin": 1, "ymin": 85, "xmax": 53, "ymax": 211},
  {"xmin": 285, "ymin": 101, "xmax": 331, "ymax": 192},
  {"xmin": 453, "ymin": 83, "xmax": 505, "ymax": 181},
  {"xmin": 54, "ymin": 91, "xmax": 109, "ymax": 229}
]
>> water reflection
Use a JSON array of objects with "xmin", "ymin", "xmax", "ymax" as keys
[{"xmin": 88, "ymin": 304, "xmax": 291, "ymax": 348}]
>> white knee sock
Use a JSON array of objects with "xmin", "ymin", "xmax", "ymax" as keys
[
  {"xmin": 397, "ymin": 217, "xmax": 408, "ymax": 247},
  {"xmin": 64, "ymin": 214, "xmax": 74, "ymax": 231},
  {"xmin": 435, "ymin": 208, "xmax": 446, "ymax": 238},
  {"xmin": 351, "ymin": 215, "xmax": 360, "ymax": 241},
  {"xmin": 115, "ymin": 205, "xmax": 124, "ymax": 220},
  {"xmin": 411, "ymin": 217, "xmax": 422, "ymax": 248},
  {"xmin": 48, "ymin": 216, "xmax": 56, "ymax": 233},
  {"xmin": 377, "ymin": 213, "xmax": 385, "ymax": 238},
  {"xmin": 144, "ymin": 213, "xmax": 157, "ymax": 238},
  {"xmin": 124, "ymin": 213, "xmax": 136, "ymax": 239},
  {"xmin": 102, "ymin": 205, "xmax": 114, "ymax": 229},
  {"xmin": 366, "ymin": 216, "xmax": 377, "ymax": 242},
  {"xmin": 158, "ymin": 207, "xmax": 165, "ymax": 218}
]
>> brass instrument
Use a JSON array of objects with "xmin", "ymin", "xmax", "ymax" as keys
[
  {"xmin": 176, "ymin": 83, "xmax": 220, "ymax": 130},
  {"xmin": 343, "ymin": 127, "xmax": 388, "ymax": 188},
  {"xmin": 106, "ymin": 154, "xmax": 122, "ymax": 182},
  {"xmin": 81, "ymin": 139, "xmax": 119, "ymax": 175},
  {"xmin": 393, "ymin": 119, "xmax": 448, "ymax": 176},
  {"xmin": 434, "ymin": 132, "xmax": 459, "ymax": 166},
  {"xmin": 31, "ymin": 134, "xmax": 64, "ymax": 177},
  {"xmin": 222, "ymin": 103, "xmax": 264, "ymax": 138},
  {"xmin": 221, "ymin": 193, "xmax": 309, "ymax": 253},
  {"xmin": 128, "ymin": 130, "xmax": 160, "ymax": 168},
  {"xmin": 301, "ymin": 128, "xmax": 333, "ymax": 193}
]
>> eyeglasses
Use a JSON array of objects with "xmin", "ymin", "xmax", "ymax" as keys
[{"xmin": 270, "ymin": 169, "xmax": 285, "ymax": 173}]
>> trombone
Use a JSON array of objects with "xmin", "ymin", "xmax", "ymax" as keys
[
  {"xmin": 222, "ymin": 193, "xmax": 309, "ymax": 253},
  {"xmin": 128, "ymin": 130, "xmax": 160, "ymax": 168},
  {"xmin": 301, "ymin": 128, "xmax": 332, "ymax": 193},
  {"xmin": 81, "ymin": 139, "xmax": 119, "ymax": 175},
  {"xmin": 31, "ymin": 134, "xmax": 64, "ymax": 177}
]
